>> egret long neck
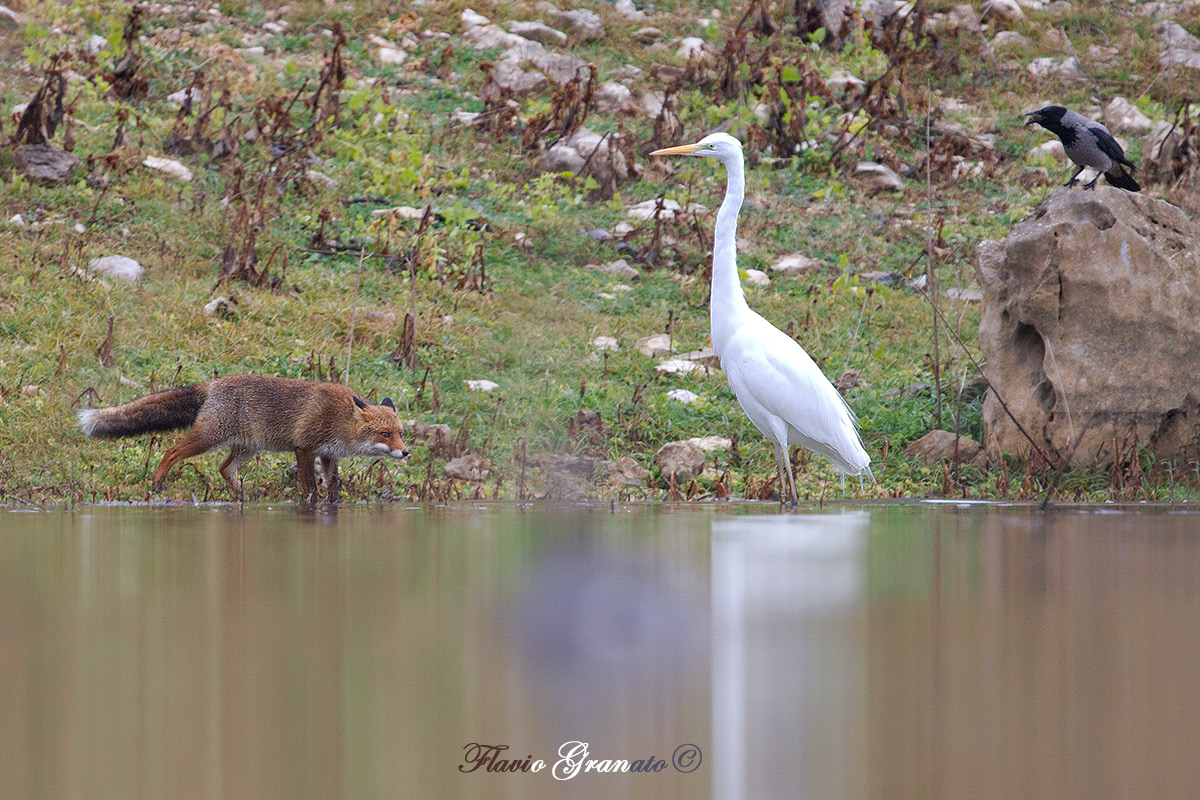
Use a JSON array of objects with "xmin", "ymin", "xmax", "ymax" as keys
[{"xmin": 710, "ymin": 155, "xmax": 749, "ymax": 353}]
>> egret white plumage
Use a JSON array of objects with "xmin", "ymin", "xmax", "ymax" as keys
[{"xmin": 650, "ymin": 133, "xmax": 872, "ymax": 503}]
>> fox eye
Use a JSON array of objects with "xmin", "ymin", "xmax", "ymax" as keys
[{"xmin": 379, "ymin": 432, "xmax": 390, "ymax": 439}]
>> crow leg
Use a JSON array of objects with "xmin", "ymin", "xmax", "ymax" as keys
[
  {"xmin": 1064, "ymin": 164, "xmax": 1085, "ymax": 187},
  {"xmin": 1083, "ymin": 173, "xmax": 1100, "ymax": 190}
]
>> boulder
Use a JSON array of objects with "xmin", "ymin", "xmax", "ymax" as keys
[
  {"xmin": 653, "ymin": 441, "xmax": 706, "ymax": 480},
  {"xmin": 14, "ymin": 144, "xmax": 79, "ymax": 185},
  {"xmin": 976, "ymin": 189, "xmax": 1200, "ymax": 464},
  {"xmin": 905, "ymin": 430, "xmax": 982, "ymax": 464}
]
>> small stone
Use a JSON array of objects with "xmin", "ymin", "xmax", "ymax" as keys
[
  {"xmin": 592, "ymin": 336, "xmax": 619, "ymax": 351},
  {"xmin": 687, "ymin": 436, "xmax": 732, "ymax": 452},
  {"xmin": 465, "ymin": 379, "xmax": 499, "ymax": 392},
  {"xmin": 378, "ymin": 46, "xmax": 407, "ymax": 64},
  {"xmin": 1103, "ymin": 97, "xmax": 1153, "ymax": 135},
  {"xmin": 828, "ymin": 69, "xmax": 865, "ymax": 92},
  {"xmin": 656, "ymin": 358, "xmax": 703, "ymax": 375},
  {"xmin": 586, "ymin": 259, "xmax": 639, "ymax": 280},
  {"xmin": 854, "ymin": 161, "xmax": 905, "ymax": 192},
  {"xmin": 461, "ymin": 8, "xmax": 490, "ymax": 28},
  {"xmin": 0, "ymin": 5, "xmax": 26, "ymax": 27},
  {"xmin": 142, "ymin": 155, "xmax": 193, "ymax": 182},
  {"xmin": 445, "ymin": 452, "xmax": 491, "ymax": 481},
  {"xmin": 305, "ymin": 170, "xmax": 337, "ymax": 188},
  {"xmin": 371, "ymin": 205, "xmax": 426, "ymax": 219},
  {"xmin": 743, "ymin": 269, "xmax": 770, "ymax": 287},
  {"xmin": 904, "ymin": 430, "xmax": 982, "ymax": 465},
  {"xmin": 884, "ymin": 383, "xmax": 931, "ymax": 398},
  {"xmin": 633, "ymin": 26, "xmax": 664, "ymax": 43},
  {"xmin": 667, "ymin": 389, "xmax": 700, "ymax": 403},
  {"xmin": 771, "ymin": 253, "xmax": 822, "ymax": 276},
  {"xmin": 991, "ymin": 30, "xmax": 1029, "ymax": 48},
  {"xmin": 943, "ymin": 287, "xmax": 983, "ymax": 301},
  {"xmin": 679, "ymin": 347, "xmax": 721, "ymax": 369},
  {"xmin": 83, "ymin": 34, "xmax": 110, "ymax": 55},
  {"xmin": 606, "ymin": 455, "xmax": 651, "ymax": 485},
  {"xmin": 203, "ymin": 296, "xmax": 238, "ymax": 318},
  {"xmin": 982, "ymin": 0, "xmax": 1025, "ymax": 22},
  {"xmin": 88, "ymin": 255, "xmax": 144, "ymax": 283},
  {"xmin": 595, "ymin": 81, "xmax": 633, "ymax": 112},
  {"xmin": 627, "ymin": 198, "xmax": 684, "ymax": 220},
  {"xmin": 166, "ymin": 87, "xmax": 196, "ymax": 106},
  {"xmin": 263, "ymin": 20, "xmax": 285, "ymax": 34},
  {"xmin": 945, "ymin": 4, "xmax": 980, "ymax": 31},
  {"xmin": 677, "ymin": 37, "xmax": 707, "ymax": 59},
  {"xmin": 614, "ymin": 0, "xmax": 645, "ymax": 20},
  {"xmin": 1027, "ymin": 58, "xmax": 1056, "ymax": 79},
  {"xmin": 833, "ymin": 369, "xmax": 862, "ymax": 393},
  {"xmin": 1054, "ymin": 56, "xmax": 1085, "ymax": 82},
  {"xmin": 21, "ymin": 384, "xmax": 40, "ymax": 397},
  {"xmin": 1031, "ymin": 140, "xmax": 1066, "ymax": 161},
  {"xmin": 509, "ymin": 20, "xmax": 567, "ymax": 46},
  {"xmin": 555, "ymin": 8, "xmax": 605, "ymax": 41},
  {"xmin": 1017, "ymin": 166, "xmax": 1051, "ymax": 188},
  {"xmin": 14, "ymin": 144, "xmax": 79, "ymax": 186},
  {"xmin": 654, "ymin": 440, "xmax": 706, "ymax": 480},
  {"xmin": 635, "ymin": 333, "xmax": 672, "ymax": 358}
]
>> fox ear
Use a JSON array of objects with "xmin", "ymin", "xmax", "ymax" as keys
[
  {"xmin": 353, "ymin": 396, "xmax": 368, "ymax": 411},
  {"xmin": 381, "ymin": 397, "xmax": 395, "ymax": 410}
]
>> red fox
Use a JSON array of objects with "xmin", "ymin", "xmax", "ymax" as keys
[{"xmin": 78, "ymin": 375, "xmax": 409, "ymax": 502}]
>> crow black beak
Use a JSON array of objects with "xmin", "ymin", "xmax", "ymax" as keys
[{"xmin": 1023, "ymin": 112, "xmax": 1039, "ymax": 126}]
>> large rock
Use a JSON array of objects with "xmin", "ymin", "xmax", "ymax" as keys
[
  {"xmin": 976, "ymin": 189, "xmax": 1200, "ymax": 464},
  {"xmin": 905, "ymin": 430, "xmax": 982, "ymax": 464},
  {"xmin": 14, "ymin": 144, "xmax": 79, "ymax": 185}
]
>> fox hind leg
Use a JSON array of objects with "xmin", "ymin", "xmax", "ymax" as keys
[
  {"xmin": 219, "ymin": 444, "xmax": 257, "ymax": 498},
  {"xmin": 152, "ymin": 428, "xmax": 224, "ymax": 491}
]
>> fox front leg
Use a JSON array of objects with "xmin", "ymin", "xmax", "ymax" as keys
[
  {"xmin": 294, "ymin": 447, "xmax": 318, "ymax": 506},
  {"xmin": 319, "ymin": 455, "xmax": 340, "ymax": 504}
]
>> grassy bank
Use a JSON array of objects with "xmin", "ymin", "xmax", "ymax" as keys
[{"xmin": 0, "ymin": 0, "xmax": 1196, "ymax": 504}]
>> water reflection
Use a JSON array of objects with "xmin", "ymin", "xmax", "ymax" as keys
[{"xmin": 3, "ymin": 504, "xmax": 1200, "ymax": 798}]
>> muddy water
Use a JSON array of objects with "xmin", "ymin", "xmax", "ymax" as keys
[{"xmin": 2, "ymin": 503, "xmax": 1198, "ymax": 799}]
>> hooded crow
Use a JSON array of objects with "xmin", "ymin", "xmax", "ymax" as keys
[{"xmin": 1024, "ymin": 105, "xmax": 1140, "ymax": 192}]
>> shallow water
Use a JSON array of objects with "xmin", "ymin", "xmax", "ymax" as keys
[{"xmin": 2, "ymin": 502, "xmax": 1199, "ymax": 799}]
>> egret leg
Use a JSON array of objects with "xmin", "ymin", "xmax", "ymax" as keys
[{"xmin": 772, "ymin": 445, "xmax": 791, "ymax": 507}]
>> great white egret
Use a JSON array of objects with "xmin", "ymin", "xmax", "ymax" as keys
[{"xmin": 650, "ymin": 132, "xmax": 872, "ymax": 503}]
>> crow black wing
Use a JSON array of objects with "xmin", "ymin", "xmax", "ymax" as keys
[{"xmin": 1087, "ymin": 124, "xmax": 1136, "ymax": 169}]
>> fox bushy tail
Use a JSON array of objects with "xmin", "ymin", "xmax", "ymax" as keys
[{"xmin": 78, "ymin": 384, "xmax": 208, "ymax": 439}]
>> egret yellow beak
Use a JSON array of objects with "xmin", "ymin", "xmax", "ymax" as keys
[{"xmin": 650, "ymin": 143, "xmax": 703, "ymax": 156}]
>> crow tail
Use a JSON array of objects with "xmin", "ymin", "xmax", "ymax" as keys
[{"xmin": 1105, "ymin": 166, "xmax": 1140, "ymax": 192}]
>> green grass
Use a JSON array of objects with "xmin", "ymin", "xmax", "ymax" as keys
[{"xmin": 0, "ymin": 0, "xmax": 1196, "ymax": 505}]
